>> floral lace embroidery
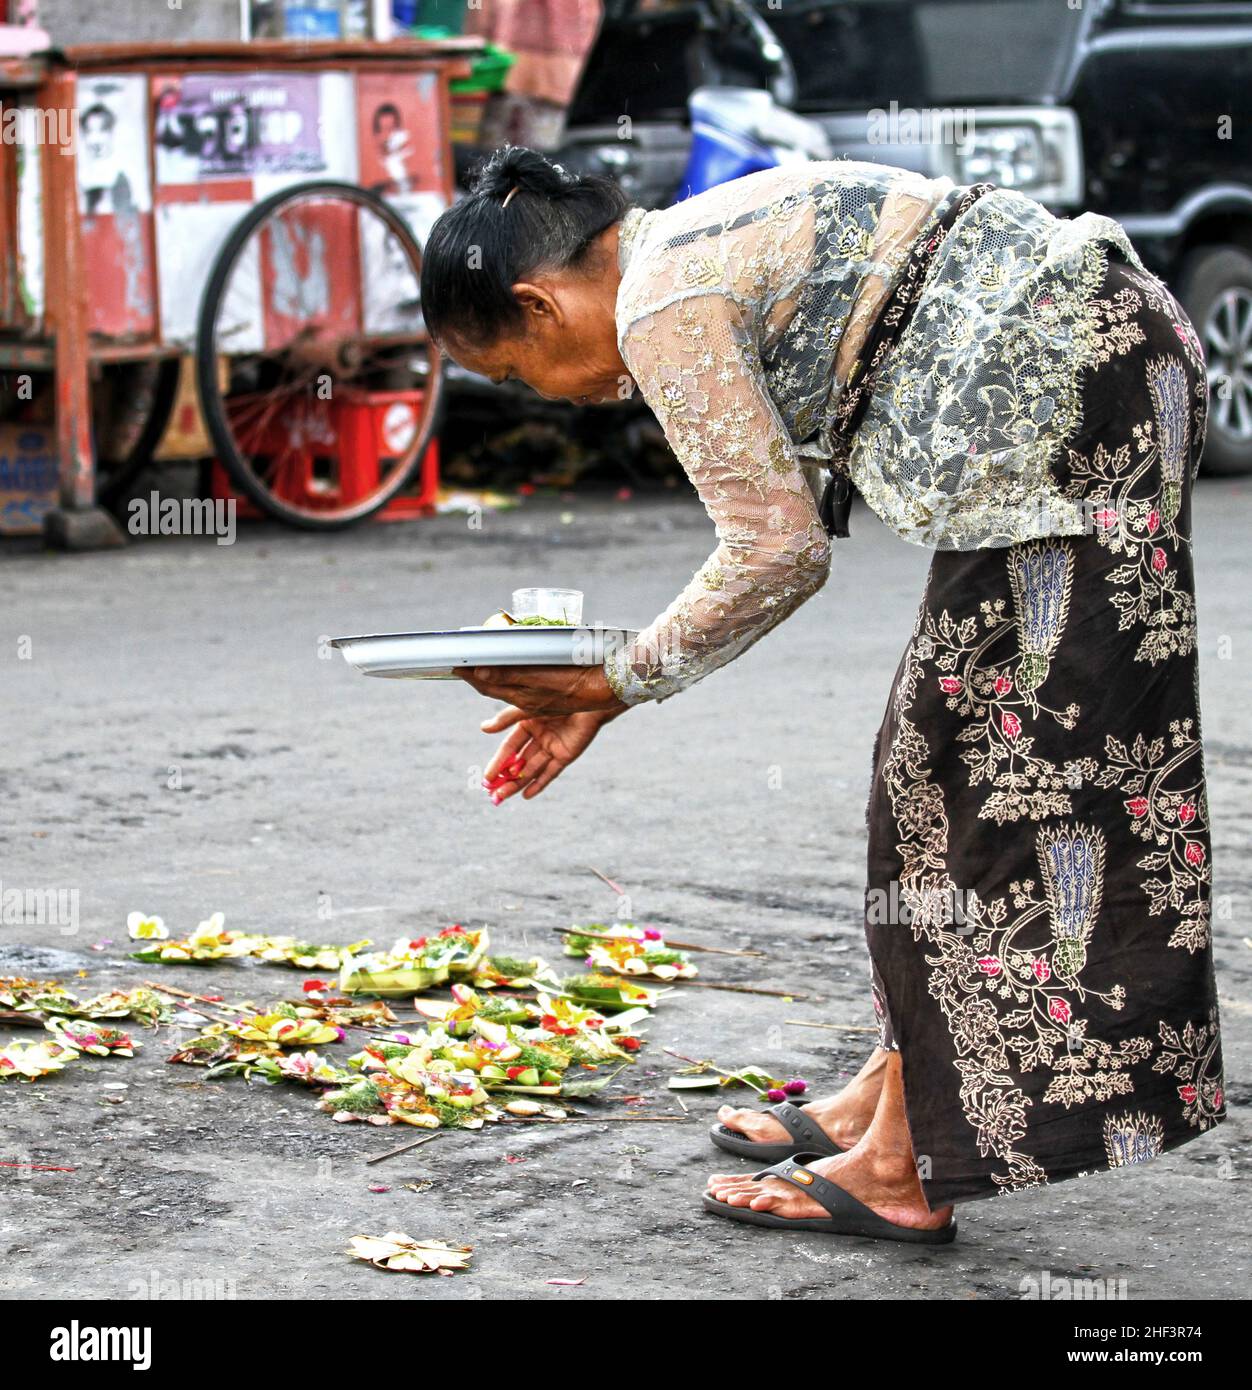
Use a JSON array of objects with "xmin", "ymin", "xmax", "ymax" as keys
[
  {"xmin": 851, "ymin": 192, "xmax": 1155, "ymax": 550},
  {"xmin": 1063, "ymin": 348, "xmax": 1203, "ymax": 665},
  {"xmin": 918, "ymin": 543, "xmax": 1086, "ymax": 826},
  {"xmin": 604, "ymin": 291, "xmax": 835, "ymax": 704},
  {"xmin": 610, "ymin": 162, "xmax": 1162, "ymax": 703},
  {"xmin": 607, "ymin": 163, "xmax": 954, "ymax": 704},
  {"xmin": 1152, "ymin": 1008, "xmax": 1224, "ymax": 1131},
  {"xmin": 1094, "ymin": 721, "xmax": 1212, "ymax": 954}
]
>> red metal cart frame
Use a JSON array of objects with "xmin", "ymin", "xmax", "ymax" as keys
[{"xmin": 0, "ymin": 38, "xmax": 477, "ymax": 545}]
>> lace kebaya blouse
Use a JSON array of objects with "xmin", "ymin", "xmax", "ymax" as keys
[{"xmin": 602, "ymin": 160, "xmax": 1156, "ymax": 707}]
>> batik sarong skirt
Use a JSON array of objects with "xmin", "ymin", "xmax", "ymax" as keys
[{"xmin": 864, "ymin": 252, "xmax": 1226, "ymax": 1208}]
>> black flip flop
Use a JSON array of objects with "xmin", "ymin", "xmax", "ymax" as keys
[
  {"xmin": 709, "ymin": 1101, "xmax": 846, "ymax": 1163},
  {"xmin": 702, "ymin": 1152, "xmax": 958, "ymax": 1245}
]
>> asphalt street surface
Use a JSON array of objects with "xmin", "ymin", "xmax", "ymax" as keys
[{"xmin": 2, "ymin": 480, "xmax": 1249, "ymax": 1300}]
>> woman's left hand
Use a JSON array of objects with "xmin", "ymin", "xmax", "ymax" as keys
[{"xmin": 454, "ymin": 663, "xmax": 628, "ymax": 718}]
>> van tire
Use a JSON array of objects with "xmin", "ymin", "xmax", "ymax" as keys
[{"xmin": 1177, "ymin": 243, "xmax": 1252, "ymax": 476}]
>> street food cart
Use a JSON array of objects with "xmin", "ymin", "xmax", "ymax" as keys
[{"xmin": 0, "ymin": 37, "xmax": 479, "ymax": 542}]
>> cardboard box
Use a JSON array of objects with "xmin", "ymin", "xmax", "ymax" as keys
[{"xmin": 0, "ymin": 424, "xmax": 59, "ymax": 536}]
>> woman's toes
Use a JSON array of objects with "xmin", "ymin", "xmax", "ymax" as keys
[
  {"xmin": 707, "ymin": 1173, "xmax": 757, "ymax": 1201},
  {"xmin": 706, "ymin": 1171, "xmax": 742, "ymax": 1189},
  {"xmin": 705, "ymin": 1176, "xmax": 739, "ymax": 1198},
  {"xmin": 716, "ymin": 1104, "xmax": 788, "ymax": 1143},
  {"xmin": 716, "ymin": 1105, "xmax": 760, "ymax": 1136}
]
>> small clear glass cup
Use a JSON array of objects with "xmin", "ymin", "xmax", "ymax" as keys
[{"xmin": 511, "ymin": 587, "xmax": 584, "ymax": 625}]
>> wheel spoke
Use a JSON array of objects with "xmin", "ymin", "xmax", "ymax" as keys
[
  {"xmin": 1235, "ymin": 295, "xmax": 1252, "ymax": 348},
  {"xmin": 1234, "ymin": 383, "xmax": 1252, "ymax": 440}
]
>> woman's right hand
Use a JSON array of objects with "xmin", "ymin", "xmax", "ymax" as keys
[{"xmin": 480, "ymin": 705, "xmax": 625, "ymax": 803}]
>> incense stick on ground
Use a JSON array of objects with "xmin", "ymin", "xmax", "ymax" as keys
[
  {"xmin": 144, "ymin": 979, "xmax": 377, "ymax": 1031},
  {"xmin": 663, "ymin": 1048, "xmax": 709, "ymax": 1069},
  {"xmin": 143, "ymin": 981, "xmax": 240, "ymax": 1026},
  {"xmin": 144, "ymin": 980, "xmax": 251, "ymax": 1010},
  {"xmin": 586, "ymin": 865, "xmax": 627, "ymax": 895},
  {"xmin": 679, "ymin": 981, "xmax": 811, "ymax": 1000},
  {"xmin": 553, "ymin": 927, "xmax": 764, "ymax": 958},
  {"xmin": 496, "ymin": 1115, "xmax": 689, "ymax": 1125},
  {"xmin": 366, "ymin": 1132, "xmax": 445, "ymax": 1165},
  {"xmin": 785, "ymin": 1020, "xmax": 878, "ymax": 1033}
]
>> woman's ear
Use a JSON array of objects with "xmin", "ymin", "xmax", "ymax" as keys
[{"xmin": 512, "ymin": 282, "xmax": 562, "ymax": 330}]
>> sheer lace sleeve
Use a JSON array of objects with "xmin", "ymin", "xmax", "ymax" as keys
[{"xmin": 605, "ymin": 291, "xmax": 834, "ymax": 706}]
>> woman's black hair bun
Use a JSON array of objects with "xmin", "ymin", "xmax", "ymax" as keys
[
  {"xmin": 470, "ymin": 144, "xmax": 578, "ymax": 202},
  {"xmin": 421, "ymin": 144, "xmax": 630, "ymax": 348}
]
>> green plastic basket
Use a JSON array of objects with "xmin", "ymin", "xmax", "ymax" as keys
[{"xmin": 449, "ymin": 42, "xmax": 516, "ymax": 95}]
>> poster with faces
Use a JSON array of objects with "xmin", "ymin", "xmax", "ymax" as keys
[{"xmin": 76, "ymin": 75, "xmax": 152, "ymax": 218}]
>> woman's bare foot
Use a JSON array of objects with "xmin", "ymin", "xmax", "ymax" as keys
[
  {"xmin": 706, "ymin": 1052, "xmax": 954, "ymax": 1233},
  {"xmin": 715, "ymin": 1046, "xmax": 889, "ymax": 1151}
]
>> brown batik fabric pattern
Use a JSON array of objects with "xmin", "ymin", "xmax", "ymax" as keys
[{"xmin": 863, "ymin": 254, "xmax": 1225, "ymax": 1207}]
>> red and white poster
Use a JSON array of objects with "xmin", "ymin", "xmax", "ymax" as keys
[
  {"xmin": 355, "ymin": 70, "xmax": 445, "ymax": 199},
  {"xmin": 75, "ymin": 73, "xmax": 155, "ymax": 339}
]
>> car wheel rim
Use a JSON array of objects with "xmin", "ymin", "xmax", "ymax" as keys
[{"xmin": 1204, "ymin": 285, "xmax": 1252, "ymax": 443}]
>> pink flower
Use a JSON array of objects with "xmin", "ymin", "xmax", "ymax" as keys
[
  {"xmin": 1002, "ymin": 711, "xmax": 1022, "ymax": 741},
  {"xmin": 1126, "ymin": 797, "xmax": 1149, "ymax": 819},
  {"xmin": 1184, "ymin": 842, "xmax": 1205, "ymax": 867},
  {"xmin": 1151, "ymin": 547, "xmax": 1167, "ymax": 573},
  {"xmin": 1032, "ymin": 959, "xmax": 1051, "ymax": 983},
  {"xmin": 1178, "ymin": 1084, "xmax": 1197, "ymax": 1104},
  {"xmin": 1048, "ymin": 998, "xmax": 1071, "ymax": 1025},
  {"xmin": 643, "ymin": 927, "xmax": 662, "ymax": 941},
  {"xmin": 1215, "ymin": 1088, "xmax": 1224, "ymax": 1109},
  {"xmin": 939, "ymin": 676, "xmax": 963, "ymax": 694},
  {"xmin": 1093, "ymin": 507, "xmax": 1118, "ymax": 529},
  {"xmin": 766, "ymin": 1088, "xmax": 787, "ymax": 1103},
  {"xmin": 1146, "ymin": 508, "xmax": 1160, "ymax": 535},
  {"xmin": 994, "ymin": 675, "xmax": 1013, "ymax": 696},
  {"xmin": 302, "ymin": 979, "xmax": 328, "ymax": 994},
  {"xmin": 1177, "ymin": 802, "xmax": 1196, "ymax": 825},
  {"xmin": 784, "ymin": 1078, "xmax": 807, "ymax": 1096},
  {"xmin": 977, "ymin": 956, "xmax": 1002, "ymax": 976}
]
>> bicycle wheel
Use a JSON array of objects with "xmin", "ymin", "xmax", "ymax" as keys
[{"xmin": 196, "ymin": 180, "xmax": 443, "ymax": 530}]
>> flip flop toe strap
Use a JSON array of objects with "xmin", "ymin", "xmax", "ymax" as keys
[
  {"xmin": 752, "ymin": 1152, "xmax": 882, "ymax": 1227},
  {"xmin": 765, "ymin": 1102, "xmax": 840, "ymax": 1155}
]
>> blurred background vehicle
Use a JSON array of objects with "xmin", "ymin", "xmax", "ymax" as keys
[{"xmin": 468, "ymin": 0, "xmax": 1252, "ymax": 476}]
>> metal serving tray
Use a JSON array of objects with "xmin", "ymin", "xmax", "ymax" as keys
[{"xmin": 330, "ymin": 626, "xmax": 639, "ymax": 680}]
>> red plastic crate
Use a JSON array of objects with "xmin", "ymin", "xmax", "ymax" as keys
[{"xmin": 212, "ymin": 386, "xmax": 439, "ymax": 521}]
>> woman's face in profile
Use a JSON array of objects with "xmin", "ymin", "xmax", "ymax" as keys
[{"xmin": 444, "ymin": 283, "xmax": 629, "ymax": 407}]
